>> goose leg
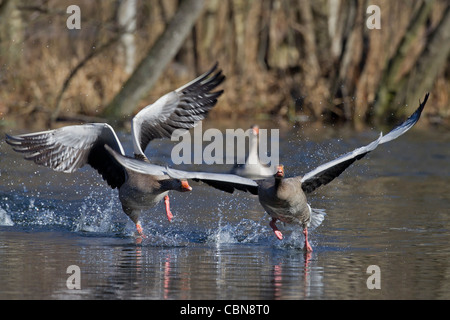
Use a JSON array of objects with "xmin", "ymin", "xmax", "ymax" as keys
[
  {"xmin": 164, "ymin": 195, "xmax": 173, "ymax": 222},
  {"xmin": 303, "ymin": 227, "xmax": 313, "ymax": 252},
  {"xmin": 270, "ymin": 218, "xmax": 283, "ymax": 240},
  {"xmin": 136, "ymin": 221, "xmax": 146, "ymax": 238},
  {"xmin": 122, "ymin": 205, "xmax": 145, "ymax": 238}
]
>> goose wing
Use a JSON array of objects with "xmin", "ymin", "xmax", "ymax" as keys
[
  {"xmin": 104, "ymin": 145, "xmax": 258, "ymax": 194},
  {"xmin": 5, "ymin": 123, "xmax": 126, "ymax": 188},
  {"xmin": 165, "ymin": 166, "xmax": 259, "ymax": 195},
  {"xmin": 300, "ymin": 93, "xmax": 429, "ymax": 194},
  {"xmin": 132, "ymin": 63, "xmax": 225, "ymax": 158},
  {"xmin": 104, "ymin": 144, "xmax": 167, "ymax": 176}
]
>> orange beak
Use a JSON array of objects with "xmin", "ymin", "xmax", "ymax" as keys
[
  {"xmin": 252, "ymin": 125, "xmax": 259, "ymax": 136},
  {"xmin": 275, "ymin": 165, "xmax": 284, "ymax": 177},
  {"xmin": 181, "ymin": 180, "xmax": 192, "ymax": 192}
]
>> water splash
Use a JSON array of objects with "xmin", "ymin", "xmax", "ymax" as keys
[
  {"xmin": 1, "ymin": 188, "xmax": 319, "ymax": 250},
  {"xmin": 0, "ymin": 208, "xmax": 14, "ymax": 226},
  {"xmin": 207, "ymin": 223, "xmax": 239, "ymax": 244},
  {"xmin": 73, "ymin": 193, "xmax": 118, "ymax": 234}
]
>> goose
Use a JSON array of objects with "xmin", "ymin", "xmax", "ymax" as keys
[
  {"xmin": 5, "ymin": 63, "xmax": 225, "ymax": 236},
  {"xmin": 163, "ymin": 93, "xmax": 429, "ymax": 251},
  {"xmin": 230, "ymin": 125, "xmax": 276, "ymax": 179}
]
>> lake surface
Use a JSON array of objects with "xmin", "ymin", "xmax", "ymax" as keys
[{"xmin": 0, "ymin": 121, "xmax": 449, "ymax": 300}]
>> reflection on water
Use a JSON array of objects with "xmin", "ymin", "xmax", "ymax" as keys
[
  {"xmin": 0, "ymin": 231, "xmax": 318, "ymax": 300},
  {"xmin": 0, "ymin": 123, "xmax": 449, "ymax": 299}
]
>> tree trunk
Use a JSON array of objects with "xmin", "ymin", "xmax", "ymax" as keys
[
  {"xmin": 394, "ymin": 3, "xmax": 450, "ymax": 117},
  {"xmin": 296, "ymin": 0, "xmax": 324, "ymax": 119},
  {"xmin": 373, "ymin": 0, "xmax": 434, "ymax": 121},
  {"xmin": 117, "ymin": 0, "xmax": 137, "ymax": 75},
  {"xmin": 0, "ymin": 0, "xmax": 24, "ymax": 63},
  {"xmin": 102, "ymin": 0, "xmax": 205, "ymax": 119}
]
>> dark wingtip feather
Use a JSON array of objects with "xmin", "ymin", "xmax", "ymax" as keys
[
  {"xmin": 417, "ymin": 92, "xmax": 429, "ymax": 115},
  {"xmin": 410, "ymin": 92, "xmax": 429, "ymax": 123},
  {"xmin": 5, "ymin": 133, "xmax": 20, "ymax": 146}
]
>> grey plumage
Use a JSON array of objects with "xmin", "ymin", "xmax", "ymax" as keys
[
  {"xmin": 5, "ymin": 63, "xmax": 224, "ymax": 234},
  {"xmin": 132, "ymin": 63, "xmax": 224, "ymax": 159},
  {"xmin": 164, "ymin": 93, "xmax": 429, "ymax": 250}
]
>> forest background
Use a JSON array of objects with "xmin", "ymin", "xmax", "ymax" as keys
[{"xmin": 0, "ymin": 0, "xmax": 448, "ymax": 130}]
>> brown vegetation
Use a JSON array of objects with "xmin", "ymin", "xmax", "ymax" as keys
[{"xmin": 0, "ymin": 0, "xmax": 448, "ymax": 130}]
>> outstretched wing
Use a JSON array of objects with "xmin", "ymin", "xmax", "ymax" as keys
[
  {"xmin": 104, "ymin": 144, "xmax": 167, "ymax": 176},
  {"xmin": 132, "ymin": 63, "xmax": 225, "ymax": 158},
  {"xmin": 165, "ymin": 167, "xmax": 259, "ymax": 195},
  {"xmin": 300, "ymin": 93, "xmax": 429, "ymax": 194},
  {"xmin": 5, "ymin": 123, "xmax": 126, "ymax": 189},
  {"xmin": 300, "ymin": 134, "xmax": 382, "ymax": 193},
  {"xmin": 103, "ymin": 145, "xmax": 258, "ymax": 194}
]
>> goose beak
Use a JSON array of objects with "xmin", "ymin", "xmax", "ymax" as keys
[
  {"xmin": 252, "ymin": 125, "xmax": 259, "ymax": 136},
  {"xmin": 181, "ymin": 180, "xmax": 192, "ymax": 192},
  {"xmin": 275, "ymin": 165, "xmax": 284, "ymax": 178}
]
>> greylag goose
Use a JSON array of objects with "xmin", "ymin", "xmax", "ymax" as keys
[
  {"xmin": 164, "ymin": 93, "xmax": 429, "ymax": 251},
  {"xmin": 5, "ymin": 63, "xmax": 225, "ymax": 236},
  {"xmin": 230, "ymin": 125, "xmax": 276, "ymax": 179}
]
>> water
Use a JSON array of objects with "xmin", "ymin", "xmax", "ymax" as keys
[{"xmin": 0, "ymin": 122, "xmax": 449, "ymax": 300}]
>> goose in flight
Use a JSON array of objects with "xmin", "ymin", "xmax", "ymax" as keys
[
  {"xmin": 5, "ymin": 63, "xmax": 225, "ymax": 236},
  {"xmin": 163, "ymin": 93, "xmax": 429, "ymax": 251}
]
